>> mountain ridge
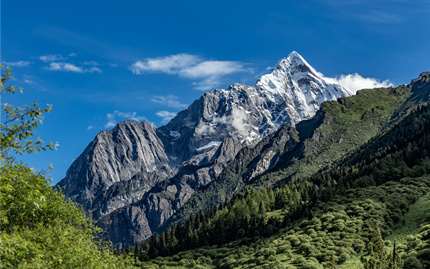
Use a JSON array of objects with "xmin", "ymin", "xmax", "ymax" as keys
[
  {"xmin": 131, "ymin": 72, "xmax": 430, "ymax": 269},
  {"xmin": 57, "ymin": 52, "xmax": 353, "ymax": 247},
  {"xmin": 161, "ymin": 72, "xmax": 430, "ymax": 233}
]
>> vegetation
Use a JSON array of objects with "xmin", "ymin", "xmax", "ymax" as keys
[
  {"xmin": 0, "ymin": 65, "xmax": 136, "ymax": 268},
  {"xmin": 128, "ymin": 77, "xmax": 430, "ymax": 268},
  {"xmin": 170, "ymin": 82, "xmax": 420, "ymax": 229},
  {"xmin": 128, "ymin": 176, "xmax": 430, "ymax": 268}
]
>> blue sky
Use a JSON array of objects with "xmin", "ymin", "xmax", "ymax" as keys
[{"xmin": 2, "ymin": 0, "xmax": 430, "ymax": 184}]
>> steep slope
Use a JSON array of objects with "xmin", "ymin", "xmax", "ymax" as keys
[
  {"xmin": 57, "ymin": 51, "xmax": 352, "ymax": 247},
  {"xmin": 97, "ymin": 137, "xmax": 243, "ymax": 247},
  {"xmin": 58, "ymin": 120, "xmax": 171, "ymax": 210},
  {"xmin": 134, "ymin": 73, "xmax": 430, "ymax": 269},
  {"xmin": 164, "ymin": 72, "xmax": 430, "ymax": 230},
  {"xmin": 158, "ymin": 51, "xmax": 351, "ymax": 166}
]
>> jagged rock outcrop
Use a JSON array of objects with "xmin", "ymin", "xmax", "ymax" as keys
[
  {"xmin": 57, "ymin": 51, "xmax": 353, "ymax": 247},
  {"xmin": 97, "ymin": 137, "xmax": 243, "ymax": 247},
  {"xmin": 59, "ymin": 120, "xmax": 171, "ymax": 210},
  {"xmin": 157, "ymin": 51, "xmax": 351, "ymax": 167}
]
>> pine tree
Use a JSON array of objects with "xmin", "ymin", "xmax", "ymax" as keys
[{"xmin": 361, "ymin": 226, "xmax": 403, "ymax": 269}]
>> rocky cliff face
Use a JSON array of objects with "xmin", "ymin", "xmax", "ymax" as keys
[
  {"xmin": 158, "ymin": 51, "xmax": 351, "ymax": 167},
  {"xmin": 57, "ymin": 51, "xmax": 353, "ymax": 248},
  {"xmin": 59, "ymin": 120, "xmax": 171, "ymax": 211}
]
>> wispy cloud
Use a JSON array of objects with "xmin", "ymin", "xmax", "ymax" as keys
[
  {"xmin": 355, "ymin": 10, "xmax": 402, "ymax": 24},
  {"xmin": 82, "ymin": 61, "xmax": 100, "ymax": 66},
  {"xmin": 130, "ymin": 54, "xmax": 247, "ymax": 90},
  {"xmin": 105, "ymin": 110, "xmax": 146, "ymax": 128},
  {"xmin": 314, "ymin": 0, "xmax": 428, "ymax": 24},
  {"xmin": 181, "ymin": 60, "xmax": 246, "ymax": 90},
  {"xmin": 324, "ymin": 73, "xmax": 393, "ymax": 94},
  {"xmin": 156, "ymin": 111, "xmax": 177, "ymax": 124},
  {"xmin": 151, "ymin": 95, "xmax": 188, "ymax": 110},
  {"xmin": 35, "ymin": 26, "xmax": 141, "ymax": 63},
  {"xmin": 40, "ymin": 54, "xmax": 66, "ymax": 62},
  {"xmin": 2, "ymin": 60, "xmax": 32, "ymax": 67},
  {"xmin": 40, "ymin": 53, "xmax": 104, "ymax": 73},
  {"xmin": 87, "ymin": 125, "xmax": 95, "ymax": 130},
  {"xmin": 46, "ymin": 62, "xmax": 102, "ymax": 73},
  {"xmin": 22, "ymin": 75, "xmax": 37, "ymax": 85}
]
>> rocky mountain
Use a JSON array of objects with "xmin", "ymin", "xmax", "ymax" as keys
[
  {"xmin": 57, "ymin": 51, "xmax": 353, "ymax": 247},
  {"xmin": 165, "ymin": 74, "xmax": 430, "ymax": 230},
  {"xmin": 134, "ymin": 73, "xmax": 430, "ymax": 269}
]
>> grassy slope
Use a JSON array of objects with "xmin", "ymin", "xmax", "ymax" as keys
[
  {"xmin": 388, "ymin": 191, "xmax": 430, "ymax": 245},
  {"xmin": 245, "ymin": 84, "xmax": 414, "ymax": 196}
]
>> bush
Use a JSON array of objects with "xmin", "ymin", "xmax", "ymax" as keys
[
  {"xmin": 403, "ymin": 256, "xmax": 423, "ymax": 269},
  {"xmin": 301, "ymin": 260, "xmax": 323, "ymax": 269}
]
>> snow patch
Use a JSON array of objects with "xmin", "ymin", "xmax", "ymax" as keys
[
  {"xmin": 170, "ymin": 131, "xmax": 181, "ymax": 139},
  {"xmin": 197, "ymin": 141, "xmax": 222, "ymax": 151}
]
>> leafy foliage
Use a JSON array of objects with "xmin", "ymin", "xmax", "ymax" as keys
[
  {"xmin": 0, "ymin": 65, "xmax": 58, "ymax": 158},
  {"xmin": 0, "ymin": 65, "xmax": 136, "ymax": 268}
]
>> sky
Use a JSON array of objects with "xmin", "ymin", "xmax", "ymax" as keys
[{"xmin": 2, "ymin": 0, "xmax": 430, "ymax": 185}]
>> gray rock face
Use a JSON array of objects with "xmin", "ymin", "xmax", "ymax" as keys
[
  {"xmin": 57, "ymin": 52, "xmax": 352, "ymax": 248},
  {"xmin": 411, "ymin": 71, "xmax": 430, "ymax": 84},
  {"xmin": 158, "ymin": 52, "xmax": 351, "ymax": 166},
  {"xmin": 95, "ymin": 137, "xmax": 242, "ymax": 247},
  {"xmin": 58, "ymin": 120, "xmax": 171, "ymax": 211}
]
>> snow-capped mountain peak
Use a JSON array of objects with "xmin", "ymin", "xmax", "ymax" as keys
[
  {"xmin": 278, "ymin": 51, "xmax": 317, "ymax": 74},
  {"xmin": 58, "ymin": 51, "xmax": 356, "ymax": 247},
  {"xmin": 162, "ymin": 52, "xmax": 352, "ymax": 165}
]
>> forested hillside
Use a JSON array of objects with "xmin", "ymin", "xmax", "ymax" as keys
[
  {"xmin": 127, "ymin": 74, "xmax": 430, "ymax": 268},
  {"xmin": 163, "ymin": 72, "xmax": 430, "ymax": 233}
]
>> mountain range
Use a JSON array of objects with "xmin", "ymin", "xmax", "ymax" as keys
[
  {"xmin": 57, "ymin": 51, "xmax": 355, "ymax": 247},
  {"xmin": 132, "ymin": 71, "xmax": 430, "ymax": 268}
]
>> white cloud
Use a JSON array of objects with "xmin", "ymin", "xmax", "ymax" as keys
[
  {"xmin": 192, "ymin": 76, "xmax": 226, "ymax": 91},
  {"xmin": 46, "ymin": 62, "xmax": 102, "ymax": 73},
  {"xmin": 69, "ymin": 52, "xmax": 78, "ymax": 57},
  {"xmin": 156, "ymin": 111, "xmax": 177, "ymax": 124},
  {"xmin": 231, "ymin": 108, "xmax": 249, "ymax": 136},
  {"xmin": 181, "ymin": 61, "xmax": 246, "ymax": 90},
  {"xmin": 130, "ymin": 54, "xmax": 246, "ymax": 90},
  {"xmin": 87, "ymin": 125, "xmax": 95, "ymax": 130},
  {"xmin": 22, "ymin": 75, "xmax": 37, "ymax": 85},
  {"xmin": 82, "ymin": 61, "xmax": 99, "ymax": 66},
  {"xmin": 130, "ymin": 54, "xmax": 200, "ymax": 75},
  {"xmin": 195, "ymin": 107, "xmax": 249, "ymax": 137},
  {"xmin": 324, "ymin": 73, "xmax": 393, "ymax": 94},
  {"xmin": 105, "ymin": 110, "xmax": 147, "ymax": 128},
  {"xmin": 2, "ymin": 60, "xmax": 32, "ymax": 67},
  {"xmin": 179, "ymin": 61, "xmax": 244, "ymax": 79},
  {"xmin": 151, "ymin": 95, "xmax": 188, "ymax": 110},
  {"xmin": 24, "ymin": 78, "xmax": 35, "ymax": 84},
  {"xmin": 40, "ymin": 54, "xmax": 66, "ymax": 62},
  {"xmin": 195, "ymin": 124, "xmax": 216, "ymax": 136}
]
